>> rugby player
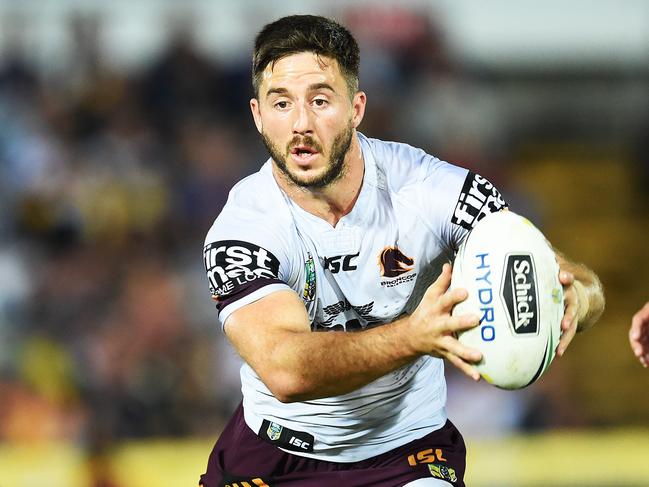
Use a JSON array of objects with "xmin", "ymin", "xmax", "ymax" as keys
[{"xmin": 200, "ymin": 15, "xmax": 605, "ymax": 486}]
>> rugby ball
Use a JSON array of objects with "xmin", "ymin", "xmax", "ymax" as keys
[{"xmin": 451, "ymin": 211, "xmax": 564, "ymax": 389}]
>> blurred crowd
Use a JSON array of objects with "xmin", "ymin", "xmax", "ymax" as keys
[
  {"xmin": 0, "ymin": 8, "xmax": 646, "ymax": 478},
  {"xmin": 0, "ymin": 15, "xmax": 263, "ymax": 446}
]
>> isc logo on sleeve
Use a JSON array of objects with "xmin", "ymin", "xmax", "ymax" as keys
[{"xmin": 204, "ymin": 240, "xmax": 281, "ymax": 297}]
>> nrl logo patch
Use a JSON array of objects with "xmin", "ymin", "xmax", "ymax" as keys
[
  {"xmin": 267, "ymin": 422, "xmax": 283, "ymax": 442},
  {"xmin": 302, "ymin": 253, "xmax": 316, "ymax": 302}
]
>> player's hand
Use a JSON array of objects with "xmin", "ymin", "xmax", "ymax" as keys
[
  {"xmin": 408, "ymin": 263, "xmax": 482, "ymax": 381},
  {"xmin": 629, "ymin": 301, "xmax": 649, "ymax": 367},
  {"xmin": 556, "ymin": 270, "xmax": 584, "ymax": 357}
]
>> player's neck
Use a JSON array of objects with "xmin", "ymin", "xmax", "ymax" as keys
[{"xmin": 274, "ymin": 135, "xmax": 365, "ymax": 228}]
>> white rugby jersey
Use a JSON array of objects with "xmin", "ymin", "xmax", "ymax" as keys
[{"xmin": 203, "ymin": 132, "xmax": 507, "ymax": 462}]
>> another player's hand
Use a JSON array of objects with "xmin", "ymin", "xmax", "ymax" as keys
[
  {"xmin": 629, "ymin": 301, "xmax": 649, "ymax": 367},
  {"xmin": 556, "ymin": 270, "xmax": 585, "ymax": 357},
  {"xmin": 408, "ymin": 263, "xmax": 482, "ymax": 381}
]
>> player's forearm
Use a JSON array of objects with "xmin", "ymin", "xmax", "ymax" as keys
[
  {"xmin": 571, "ymin": 271, "xmax": 605, "ymax": 331},
  {"xmin": 265, "ymin": 316, "xmax": 419, "ymax": 402},
  {"xmin": 559, "ymin": 256, "xmax": 605, "ymax": 331}
]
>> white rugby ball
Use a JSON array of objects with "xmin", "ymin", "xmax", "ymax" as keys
[{"xmin": 451, "ymin": 210, "xmax": 564, "ymax": 389}]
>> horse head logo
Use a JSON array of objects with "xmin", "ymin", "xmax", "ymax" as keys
[{"xmin": 379, "ymin": 246, "xmax": 415, "ymax": 278}]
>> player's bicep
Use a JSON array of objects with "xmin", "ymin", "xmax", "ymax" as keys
[{"xmin": 224, "ymin": 289, "xmax": 311, "ymax": 378}]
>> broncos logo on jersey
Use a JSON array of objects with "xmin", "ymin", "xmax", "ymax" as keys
[{"xmin": 378, "ymin": 246, "xmax": 415, "ymax": 278}]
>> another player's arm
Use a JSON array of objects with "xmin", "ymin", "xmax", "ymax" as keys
[
  {"xmin": 553, "ymin": 249, "xmax": 605, "ymax": 356},
  {"xmin": 224, "ymin": 264, "xmax": 481, "ymax": 403},
  {"xmin": 629, "ymin": 302, "xmax": 649, "ymax": 367}
]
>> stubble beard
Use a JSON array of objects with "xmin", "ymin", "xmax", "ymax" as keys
[{"xmin": 261, "ymin": 122, "xmax": 354, "ymax": 190}]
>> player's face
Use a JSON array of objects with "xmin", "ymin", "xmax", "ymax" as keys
[{"xmin": 250, "ymin": 52, "xmax": 365, "ymax": 189}]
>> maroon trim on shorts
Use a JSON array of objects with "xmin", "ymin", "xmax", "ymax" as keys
[{"xmin": 199, "ymin": 403, "xmax": 466, "ymax": 487}]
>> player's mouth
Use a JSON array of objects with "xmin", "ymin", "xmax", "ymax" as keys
[{"xmin": 289, "ymin": 145, "xmax": 320, "ymax": 164}]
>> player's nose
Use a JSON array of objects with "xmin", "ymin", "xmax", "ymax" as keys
[{"xmin": 292, "ymin": 103, "xmax": 313, "ymax": 134}]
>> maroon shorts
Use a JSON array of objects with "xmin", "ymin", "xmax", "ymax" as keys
[{"xmin": 199, "ymin": 403, "xmax": 466, "ymax": 487}]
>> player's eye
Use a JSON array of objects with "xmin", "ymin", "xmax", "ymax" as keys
[
  {"xmin": 313, "ymin": 98, "xmax": 328, "ymax": 107},
  {"xmin": 274, "ymin": 100, "xmax": 289, "ymax": 109}
]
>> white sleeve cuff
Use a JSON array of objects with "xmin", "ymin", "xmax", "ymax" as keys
[{"xmin": 218, "ymin": 283, "xmax": 293, "ymax": 329}]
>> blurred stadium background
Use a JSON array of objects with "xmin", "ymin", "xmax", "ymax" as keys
[{"xmin": 0, "ymin": 0, "xmax": 648, "ymax": 486}]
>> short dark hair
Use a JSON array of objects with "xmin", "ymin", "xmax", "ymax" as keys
[{"xmin": 252, "ymin": 15, "xmax": 360, "ymax": 98}]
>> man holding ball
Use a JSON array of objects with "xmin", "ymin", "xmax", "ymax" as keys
[{"xmin": 200, "ymin": 14, "xmax": 605, "ymax": 487}]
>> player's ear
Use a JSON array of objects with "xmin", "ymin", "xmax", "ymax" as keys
[
  {"xmin": 351, "ymin": 91, "xmax": 366, "ymax": 129},
  {"xmin": 250, "ymin": 98, "xmax": 263, "ymax": 133}
]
